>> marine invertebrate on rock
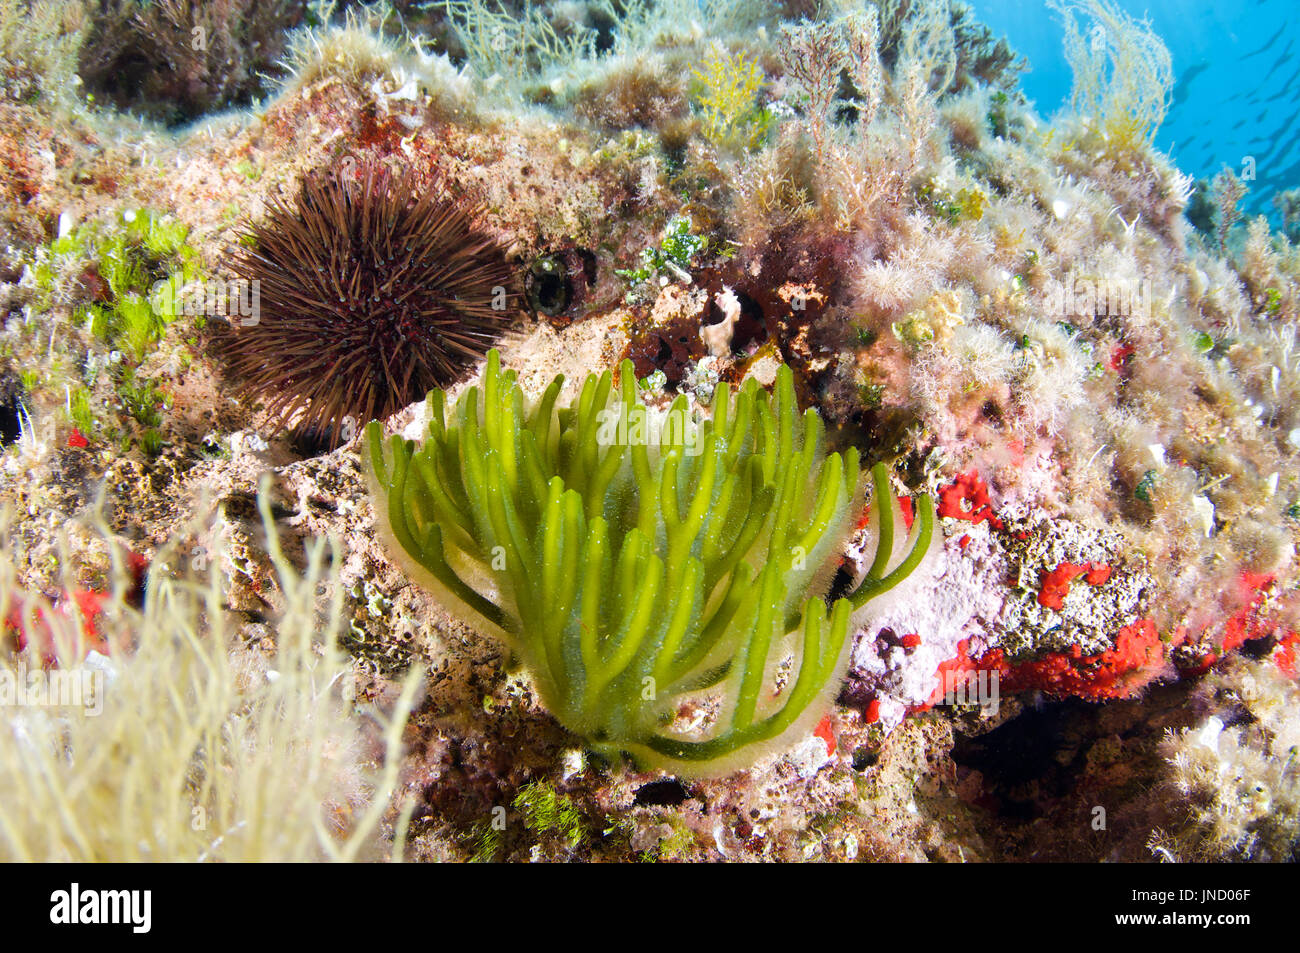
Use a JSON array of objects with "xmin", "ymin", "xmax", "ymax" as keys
[
  {"xmin": 366, "ymin": 350, "xmax": 937, "ymax": 776},
  {"xmin": 224, "ymin": 160, "xmax": 518, "ymax": 447}
]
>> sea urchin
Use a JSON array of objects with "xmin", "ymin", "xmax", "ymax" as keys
[{"xmin": 225, "ymin": 160, "xmax": 518, "ymax": 446}]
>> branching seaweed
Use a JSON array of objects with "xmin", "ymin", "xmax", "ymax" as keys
[
  {"xmin": 1050, "ymin": 0, "xmax": 1173, "ymax": 155},
  {"xmin": 0, "ymin": 484, "xmax": 422, "ymax": 861},
  {"xmin": 0, "ymin": 0, "xmax": 86, "ymax": 108}
]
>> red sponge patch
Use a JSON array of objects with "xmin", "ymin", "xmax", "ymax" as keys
[
  {"xmin": 937, "ymin": 471, "xmax": 1004, "ymax": 530},
  {"xmin": 1037, "ymin": 561, "xmax": 1112, "ymax": 610}
]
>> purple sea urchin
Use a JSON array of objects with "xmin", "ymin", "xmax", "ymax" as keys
[{"xmin": 225, "ymin": 160, "xmax": 519, "ymax": 447}]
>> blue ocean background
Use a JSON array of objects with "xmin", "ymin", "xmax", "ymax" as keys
[{"xmin": 968, "ymin": 0, "xmax": 1299, "ymax": 225}]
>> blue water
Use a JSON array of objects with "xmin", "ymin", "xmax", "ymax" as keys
[{"xmin": 969, "ymin": 0, "xmax": 1300, "ymax": 224}]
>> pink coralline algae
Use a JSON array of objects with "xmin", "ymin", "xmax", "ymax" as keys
[{"xmin": 849, "ymin": 461, "xmax": 1299, "ymax": 735}]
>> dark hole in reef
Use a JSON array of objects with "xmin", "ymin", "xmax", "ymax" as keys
[
  {"xmin": 874, "ymin": 628, "xmax": 900, "ymax": 653},
  {"xmin": 0, "ymin": 396, "xmax": 22, "ymax": 446},
  {"xmin": 837, "ymin": 672, "xmax": 876, "ymax": 717},
  {"xmin": 731, "ymin": 290, "xmax": 767, "ymax": 352},
  {"xmin": 660, "ymin": 135, "xmax": 688, "ymax": 178},
  {"xmin": 1241, "ymin": 633, "xmax": 1278, "ymax": 661},
  {"xmin": 87, "ymin": 51, "xmax": 259, "ymax": 129},
  {"xmin": 290, "ymin": 420, "xmax": 349, "ymax": 459},
  {"xmin": 0, "ymin": 374, "xmax": 25, "ymax": 447},
  {"xmin": 1184, "ymin": 180, "xmax": 1216, "ymax": 239},
  {"xmin": 532, "ymin": 271, "xmax": 570, "ymax": 315},
  {"xmin": 589, "ymin": 6, "xmax": 619, "ymax": 54},
  {"xmin": 633, "ymin": 778, "xmax": 691, "ymax": 807},
  {"xmin": 78, "ymin": 0, "xmax": 304, "ymax": 130},
  {"xmin": 576, "ymin": 248, "xmax": 598, "ymax": 287},
  {"xmin": 1214, "ymin": 700, "xmax": 1254, "ymax": 729},
  {"xmin": 85, "ymin": 53, "xmax": 153, "ymax": 109},
  {"xmin": 826, "ymin": 565, "xmax": 856, "ymax": 602},
  {"xmin": 833, "ymin": 101, "xmax": 860, "ymax": 126},
  {"xmin": 526, "ymin": 256, "xmax": 572, "ymax": 317},
  {"xmin": 950, "ymin": 697, "xmax": 1093, "ymax": 820},
  {"xmin": 852, "ymin": 746, "xmax": 879, "ymax": 771}
]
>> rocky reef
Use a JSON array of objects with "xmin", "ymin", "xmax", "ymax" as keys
[{"xmin": 0, "ymin": 0, "xmax": 1297, "ymax": 863}]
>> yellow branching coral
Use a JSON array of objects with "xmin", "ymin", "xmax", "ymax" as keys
[{"xmin": 1050, "ymin": 0, "xmax": 1173, "ymax": 155}]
